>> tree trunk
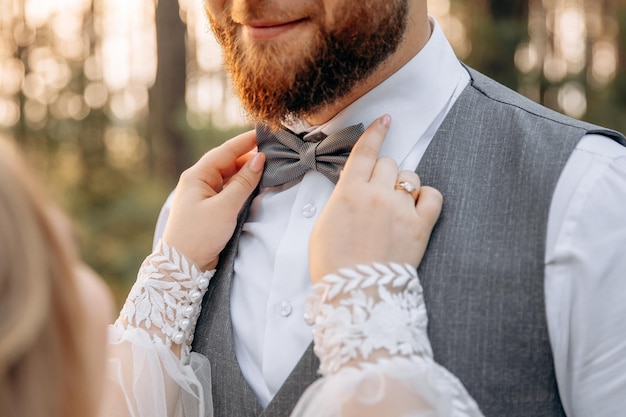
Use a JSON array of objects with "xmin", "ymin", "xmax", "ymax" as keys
[{"xmin": 149, "ymin": 0, "xmax": 189, "ymax": 180}]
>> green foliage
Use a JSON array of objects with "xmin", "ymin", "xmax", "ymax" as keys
[
  {"xmin": 71, "ymin": 176, "xmax": 169, "ymax": 307},
  {"xmin": 466, "ymin": 15, "xmax": 529, "ymax": 89}
]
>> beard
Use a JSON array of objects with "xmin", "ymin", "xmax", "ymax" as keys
[{"xmin": 207, "ymin": 1, "xmax": 409, "ymax": 129}]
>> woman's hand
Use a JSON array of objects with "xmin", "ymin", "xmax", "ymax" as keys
[
  {"xmin": 309, "ymin": 115, "xmax": 443, "ymax": 283},
  {"xmin": 163, "ymin": 130, "xmax": 265, "ymax": 271}
]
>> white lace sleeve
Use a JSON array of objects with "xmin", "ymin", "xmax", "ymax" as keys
[
  {"xmin": 100, "ymin": 239, "xmax": 214, "ymax": 417},
  {"xmin": 291, "ymin": 263, "xmax": 484, "ymax": 417}
]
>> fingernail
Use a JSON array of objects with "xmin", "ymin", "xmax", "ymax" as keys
[
  {"xmin": 249, "ymin": 152, "xmax": 264, "ymax": 173},
  {"xmin": 380, "ymin": 114, "xmax": 391, "ymax": 128}
]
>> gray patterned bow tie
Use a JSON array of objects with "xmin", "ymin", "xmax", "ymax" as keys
[{"xmin": 256, "ymin": 123, "xmax": 365, "ymax": 187}]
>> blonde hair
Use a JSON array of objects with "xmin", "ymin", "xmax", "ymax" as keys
[{"xmin": 0, "ymin": 140, "xmax": 96, "ymax": 417}]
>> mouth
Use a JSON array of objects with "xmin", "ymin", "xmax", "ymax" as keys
[{"xmin": 241, "ymin": 18, "xmax": 309, "ymax": 41}]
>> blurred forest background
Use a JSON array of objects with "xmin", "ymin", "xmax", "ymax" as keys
[{"xmin": 1, "ymin": 0, "xmax": 625, "ymax": 306}]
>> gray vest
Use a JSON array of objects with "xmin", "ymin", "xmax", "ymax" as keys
[{"xmin": 191, "ymin": 67, "xmax": 626, "ymax": 417}]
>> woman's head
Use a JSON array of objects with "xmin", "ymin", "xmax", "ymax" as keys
[{"xmin": 0, "ymin": 139, "xmax": 113, "ymax": 417}]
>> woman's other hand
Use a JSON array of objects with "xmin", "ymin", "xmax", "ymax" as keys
[{"xmin": 163, "ymin": 130, "xmax": 265, "ymax": 271}]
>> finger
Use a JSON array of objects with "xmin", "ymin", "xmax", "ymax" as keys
[
  {"xmin": 394, "ymin": 170, "xmax": 421, "ymax": 202},
  {"xmin": 192, "ymin": 130, "xmax": 256, "ymax": 175},
  {"xmin": 415, "ymin": 186, "xmax": 443, "ymax": 226},
  {"xmin": 185, "ymin": 130, "xmax": 257, "ymax": 190},
  {"xmin": 216, "ymin": 130, "xmax": 257, "ymax": 162},
  {"xmin": 396, "ymin": 170, "xmax": 421, "ymax": 189},
  {"xmin": 340, "ymin": 115, "xmax": 391, "ymax": 183},
  {"xmin": 369, "ymin": 157, "xmax": 398, "ymax": 186},
  {"xmin": 235, "ymin": 149, "xmax": 258, "ymax": 171},
  {"xmin": 220, "ymin": 152, "xmax": 266, "ymax": 212}
]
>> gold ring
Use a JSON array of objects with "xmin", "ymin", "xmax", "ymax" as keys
[{"xmin": 394, "ymin": 181, "xmax": 419, "ymax": 201}]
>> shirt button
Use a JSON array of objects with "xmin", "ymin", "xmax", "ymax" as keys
[
  {"xmin": 279, "ymin": 301, "xmax": 293, "ymax": 317},
  {"xmin": 302, "ymin": 203, "xmax": 316, "ymax": 218}
]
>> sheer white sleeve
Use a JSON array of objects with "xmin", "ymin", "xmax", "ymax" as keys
[
  {"xmin": 291, "ymin": 263, "xmax": 484, "ymax": 417},
  {"xmin": 100, "ymin": 239, "xmax": 214, "ymax": 417}
]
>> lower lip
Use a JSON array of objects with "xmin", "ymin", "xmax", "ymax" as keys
[{"xmin": 243, "ymin": 20, "xmax": 306, "ymax": 41}]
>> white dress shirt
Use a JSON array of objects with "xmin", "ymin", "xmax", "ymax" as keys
[{"xmin": 154, "ymin": 17, "xmax": 626, "ymax": 416}]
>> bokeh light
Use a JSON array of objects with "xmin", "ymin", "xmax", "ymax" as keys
[
  {"xmin": 558, "ymin": 82, "xmax": 587, "ymax": 119},
  {"xmin": 104, "ymin": 126, "xmax": 148, "ymax": 168},
  {"xmin": 0, "ymin": 97, "xmax": 20, "ymax": 127},
  {"xmin": 514, "ymin": 0, "xmax": 620, "ymax": 117}
]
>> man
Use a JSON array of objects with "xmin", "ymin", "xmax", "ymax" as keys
[{"xmin": 154, "ymin": 1, "xmax": 626, "ymax": 416}]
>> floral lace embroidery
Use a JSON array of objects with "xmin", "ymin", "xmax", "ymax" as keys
[
  {"xmin": 305, "ymin": 262, "xmax": 432, "ymax": 376},
  {"xmin": 115, "ymin": 239, "xmax": 215, "ymax": 362}
]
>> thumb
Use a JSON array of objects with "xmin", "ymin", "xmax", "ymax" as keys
[{"xmin": 220, "ymin": 152, "xmax": 266, "ymax": 211}]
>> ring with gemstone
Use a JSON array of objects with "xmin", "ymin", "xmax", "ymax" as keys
[{"xmin": 394, "ymin": 181, "xmax": 419, "ymax": 201}]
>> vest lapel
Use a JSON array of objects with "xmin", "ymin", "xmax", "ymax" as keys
[
  {"xmin": 260, "ymin": 344, "xmax": 319, "ymax": 417},
  {"xmin": 192, "ymin": 192, "xmax": 264, "ymax": 417},
  {"xmin": 193, "ymin": 190, "xmax": 321, "ymax": 417}
]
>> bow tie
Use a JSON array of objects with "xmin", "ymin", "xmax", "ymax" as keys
[{"xmin": 256, "ymin": 123, "xmax": 365, "ymax": 187}]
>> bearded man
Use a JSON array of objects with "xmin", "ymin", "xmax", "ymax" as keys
[{"xmin": 154, "ymin": 1, "xmax": 626, "ymax": 416}]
